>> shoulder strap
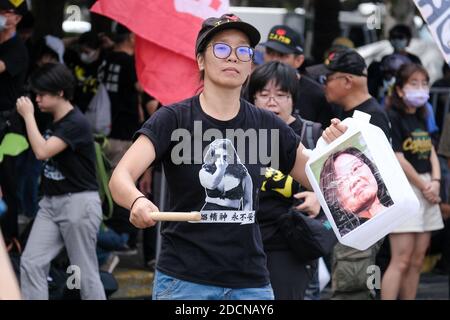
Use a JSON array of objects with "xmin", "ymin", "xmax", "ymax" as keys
[{"xmin": 299, "ymin": 119, "xmax": 315, "ymax": 149}]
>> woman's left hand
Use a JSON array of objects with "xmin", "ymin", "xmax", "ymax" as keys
[
  {"xmin": 322, "ymin": 118, "xmax": 347, "ymax": 144},
  {"xmin": 293, "ymin": 191, "xmax": 321, "ymax": 218}
]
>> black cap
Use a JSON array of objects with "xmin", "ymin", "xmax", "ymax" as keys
[
  {"xmin": 195, "ymin": 14, "xmax": 261, "ymax": 55},
  {"xmin": 306, "ymin": 49, "xmax": 368, "ymax": 78},
  {"xmin": 0, "ymin": 0, "xmax": 27, "ymax": 15},
  {"xmin": 262, "ymin": 25, "xmax": 303, "ymax": 55}
]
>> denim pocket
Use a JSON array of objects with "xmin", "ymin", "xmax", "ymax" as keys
[{"xmin": 153, "ymin": 271, "xmax": 180, "ymax": 300}]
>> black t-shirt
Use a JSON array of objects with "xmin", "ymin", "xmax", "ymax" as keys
[
  {"xmin": 98, "ymin": 51, "xmax": 139, "ymax": 140},
  {"xmin": 341, "ymin": 97, "xmax": 392, "ymax": 141},
  {"xmin": 388, "ymin": 108, "xmax": 432, "ymax": 173},
  {"xmin": 72, "ymin": 56, "xmax": 104, "ymax": 113},
  {"xmin": 0, "ymin": 35, "xmax": 29, "ymax": 111},
  {"xmin": 41, "ymin": 108, "xmax": 98, "ymax": 195},
  {"xmin": 257, "ymin": 117, "xmax": 322, "ymax": 251},
  {"xmin": 294, "ymin": 75, "xmax": 338, "ymax": 129},
  {"xmin": 136, "ymin": 95, "xmax": 300, "ymax": 288}
]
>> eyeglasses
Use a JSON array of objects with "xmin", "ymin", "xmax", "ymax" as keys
[
  {"xmin": 318, "ymin": 75, "xmax": 348, "ymax": 85},
  {"xmin": 255, "ymin": 93, "xmax": 291, "ymax": 103},
  {"xmin": 329, "ymin": 160, "xmax": 366, "ymax": 189},
  {"xmin": 209, "ymin": 43, "xmax": 254, "ymax": 62}
]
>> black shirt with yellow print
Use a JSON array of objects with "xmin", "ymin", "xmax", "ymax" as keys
[
  {"xmin": 257, "ymin": 116, "xmax": 320, "ymax": 251},
  {"xmin": 389, "ymin": 108, "xmax": 432, "ymax": 174}
]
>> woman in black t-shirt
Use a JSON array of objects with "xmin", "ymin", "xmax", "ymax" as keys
[
  {"xmin": 381, "ymin": 63, "xmax": 443, "ymax": 300},
  {"xmin": 16, "ymin": 63, "xmax": 105, "ymax": 300},
  {"xmin": 246, "ymin": 61, "xmax": 324, "ymax": 300},
  {"xmin": 109, "ymin": 15, "xmax": 346, "ymax": 300}
]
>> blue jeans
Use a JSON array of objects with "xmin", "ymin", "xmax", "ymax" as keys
[
  {"xmin": 304, "ymin": 265, "xmax": 321, "ymax": 300},
  {"xmin": 153, "ymin": 270, "xmax": 274, "ymax": 300}
]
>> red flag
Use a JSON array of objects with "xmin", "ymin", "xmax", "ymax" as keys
[{"xmin": 91, "ymin": 0, "xmax": 229, "ymax": 105}]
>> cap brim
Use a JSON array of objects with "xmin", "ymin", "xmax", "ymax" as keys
[
  {"xmin": 305, "ymin": 64, "xmax": 333, "ymax": 78},
  {"xmin": 197, "ymin": 21, "xmax": 261, "ymax": 54},
  {"xmin": 264, "ymin": 41, "xmax": 303, "ymax": 55},
  {"xmin": 262, "ymin": 41, "xmax": 296, "ymax": 54}
]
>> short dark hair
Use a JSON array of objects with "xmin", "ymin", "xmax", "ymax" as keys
[
  {"xmin": 78, "ymin": 31, "xmax": 101, "ymax": 50},
  {"xmin": 389, "ymin": 24, "xmax": 412, "ymax": 41},
  {"xmin": 30, "ymin": 63, "xmax": 76, "ymax": 101},
  {"xmin": 113, "ymin": 23, "xmax": 132, "ymax": 44},
  {"xmin": 246, "ymin": 61, "xmax": 298, "ymax": 104}
]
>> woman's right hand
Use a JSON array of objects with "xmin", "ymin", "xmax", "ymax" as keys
[
  {"xmin": 322, "ymin": 118, "xmax": 348, "ymax": 144},
  {"xmin": 129, "ymin": 197, "xmax": 159, "ymax": 228},
  {"xmin": 422, "ymin": 181, "xmax": 441, "ymax": 204}
]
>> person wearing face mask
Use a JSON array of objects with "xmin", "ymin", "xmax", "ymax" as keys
[
  {"xmin": 388, "ymin": 25, "xmax": 422, "ymax": 65},
  {"xmin": 382, "ymin": 63, "xmax": 444, "ymax": 300},
  {"xmin": 70, "ymin": 31, "xmax": 104, "ymax": 113},
  {"xmin": 368, "ymin": 25, "xmax": 422, "ymax": 102},
  {"xmin": 0, "ymin": 0, "xmax": 29, "ymax": 250}
]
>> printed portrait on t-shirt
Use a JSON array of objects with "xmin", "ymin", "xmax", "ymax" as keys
[
  {"xmin": 199, "ymin": 139, "xmax": 253, "ymax": 213},
  {"xmin": 311, "ymin": 133, "xmax": 394, "ymax": 236}
]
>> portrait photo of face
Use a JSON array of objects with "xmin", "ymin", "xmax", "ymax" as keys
[
  {"xmin": 332, "ymin": 152, "xmax": 380, "ymax": 215},
  {"xmin": 312, "ymin": 133, "xmax": 394, "ymax": 236},
  {"xmin": 199, "ymin": 139, "xmax": 253, "ymax": 212}
]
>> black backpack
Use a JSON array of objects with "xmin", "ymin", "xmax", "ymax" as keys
[
  {"xmin": 277, "ymin": 208, "xmax": 337, "ymax": 262},
  {"xmin": 299, "ymin": 117, "xmax": 323, "ymax": 149}
]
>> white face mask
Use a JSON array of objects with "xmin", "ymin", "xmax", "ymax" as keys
[
  {"xmin": 80, "ymin": 50, "xmax": 98, "ymax": 64},
  {"xmin": 0, "ymin": 15, "xmax": 7, "ymax": 32},
  {"xmin": 402, "ymin": 89, "xmax": 430, "ymax": 108}
]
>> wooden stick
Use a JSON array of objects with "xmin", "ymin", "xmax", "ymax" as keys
[{"xmin": 148, "ymin": 211, "xmax": 201, "ymax": 221}]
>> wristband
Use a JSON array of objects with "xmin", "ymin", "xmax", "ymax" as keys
[
  {"xmin": 432, "ymin": 178, "xmax": 441, "ymax": 183},
  {"xmin": 130, "ymin": 195, "xmax": 146, "ymax": 211}
]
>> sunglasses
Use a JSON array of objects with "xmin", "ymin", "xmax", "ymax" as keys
[{"xmin": 209, "ymin": 43, "xmax": 254, "ymax": 62}]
